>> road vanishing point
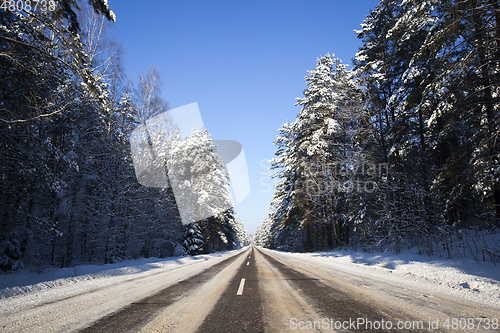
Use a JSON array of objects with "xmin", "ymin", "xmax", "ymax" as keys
[{"xmin": 1, "ymin": 246, "xmax": 498, "ymax": 332}]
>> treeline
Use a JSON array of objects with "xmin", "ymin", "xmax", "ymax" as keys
[
  {"xmin": 255, "ymin": 0, "xmax": 499, "ymax": 256},
  {"xmin": 0, "ymin": 1, "xmax": 249, "ymax": 272}
]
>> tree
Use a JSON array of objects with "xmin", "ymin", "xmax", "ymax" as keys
[
  {"xmin": 0, "ymin": 2, "xmax": 190, "ymax": 271},
  {"xmin": 267, "ymin": 55, "xmax": 368, "ymax": 251},
  {"xmin": 258, "ymin": 0, "xmax": 499, "ymax": 257},
  {"xmin": 423, "ymin": 0, "xmax": 500, "ymax": 222},
  {"xmin": 182, "ymin": 222, "xmax": 204, "ymax": 255},
  {"xmin": 353, "ymin": 0, "xmax": 447, "ymax": 251},
  {"xmin": 231, "ymin": 218, "xmax": 252, "ymax": 247}
]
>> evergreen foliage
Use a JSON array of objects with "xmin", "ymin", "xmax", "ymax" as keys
[
  {"xmin": 182, "ymin": 222, "xmax": 204, "ymax": 255},
  {"xmin": 0, "ymin": 2, "xmax": 247, "ymax": 272},
  {"xmin": 256, "ymin": 0, "xmax": 500, "ymax": 257}
]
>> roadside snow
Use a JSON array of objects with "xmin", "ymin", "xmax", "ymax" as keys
[
  {"xmin": 0, "ymin": 249, "xmax": 246, "ymax": 314},
  {"xmin": 1, "ymin": 245, "xmax": 499, "ymax": 314},
  {"xmin": 274, "ymin": 247, "xmax": 500, "ymax": 308},
  {"xmin": 1, "ymin": 256, "xmax": 197, "ymax": 298}
]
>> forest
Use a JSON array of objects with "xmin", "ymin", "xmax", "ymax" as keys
[
  {"xmin": 0, "ymin": 1, "xmax": 250, "ymax": 272},
  {"xmin": 254, "ymin": 0, "xmax": 500, "ymax": 258}
]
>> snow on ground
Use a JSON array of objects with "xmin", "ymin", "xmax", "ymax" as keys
[
  {"xmin": 0, "ymin": 255, "xmax": 204, "ymax": 298},
  {"xmin": 1, "ymin": 245, "xmax": 499, "ymax": 313},
  {"xmin": 0, "ymin": 249, "xmax": 246, "ymax": 314},
  {"xmin": 274, "ymin": 247, "xmax": 500, "ymax": 308}
]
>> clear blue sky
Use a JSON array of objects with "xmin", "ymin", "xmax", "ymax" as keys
[{"xmin": 107, "ymin": 0, "xmax": 379, "ymax": 234}]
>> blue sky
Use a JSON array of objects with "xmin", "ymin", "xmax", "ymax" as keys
[{"xmin": 108, "ymin": 0, "xmax": 379, "ymax": 234}]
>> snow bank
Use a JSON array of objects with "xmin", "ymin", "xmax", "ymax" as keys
[
  {"xmin": 0, "ymin": 251, "xmax": 237, "ymax": 300},
  {"xmin": 276, "ymin": 247, "xmax": 500, "ymax": 308},
  {"xmin": 1, "ymin": 245, "xmax": 499, "ymax": 311}
]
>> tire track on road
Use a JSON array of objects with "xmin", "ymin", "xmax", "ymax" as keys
[
  {"xmin": 195, "ymin": 247, "xmax": 264, "ymax": 333},
  {"xmin": 79, "ymin": 249, "xmax": 247, "ymax": 333},
  {"xmin": 256, "ymin": 248, "xmax": 428, "ymax": 332}
]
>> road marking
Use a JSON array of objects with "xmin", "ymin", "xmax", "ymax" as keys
[
  {"xmin": 247, "ymin": 262, "xmax": 249, "ymax": 265},
  {"xmin": 236, "ymin": 278, "xmax": 246, "ymax": 295}
]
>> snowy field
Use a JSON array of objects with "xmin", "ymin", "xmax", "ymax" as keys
[{"xmin": 1, "ymin": 246, "xmax": 499, "ymax": 314}]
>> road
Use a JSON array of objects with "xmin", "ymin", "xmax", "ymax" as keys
[{"xmin": 1, "ymin": 246, "xmax": 499, "ymax": 332}]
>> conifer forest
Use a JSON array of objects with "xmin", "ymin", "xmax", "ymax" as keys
[
  {"xmin": 0, "ymin": 0, "xmax": 250, "ymax": 272},
  {"xmin": 254, "ymin": 0, "xmax": 500, "ymax": 258},
  {"xmin": 1, "ymin": 0, "xmax": 499, "ymax": 275}
]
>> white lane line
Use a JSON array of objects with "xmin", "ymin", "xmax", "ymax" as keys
[
  {"xmin": 247, "ymin": 262, "xmax": 249, "ymax": 266},
  {"xmin": 236, "ymin": 278, "xmax": 246, "ymax": 295}
]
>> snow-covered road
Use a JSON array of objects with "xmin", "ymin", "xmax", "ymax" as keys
[
  {"xmin": 0, "ymin": 249, "xmax": 247, "ymax": 332},
  {"xmin": 1, "ymin": 246, "xmax": 499, "ymax": 332},
  {"xmin": 256, "ymin": 247, "xmax": 499, "ymax": 332}
]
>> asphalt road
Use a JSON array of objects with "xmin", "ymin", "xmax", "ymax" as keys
[
  {"xmin": 2, "ymin": 246, "xmax": 499, "ymax": 332},
  {"xmin": 80, "ymin": 246, "xmax": 498, "ymax": 332}
]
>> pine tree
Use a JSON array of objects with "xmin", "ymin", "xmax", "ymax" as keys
[
  {"xmin": 182, "ymin": 222, "xmax": 204, "ymax": 255},
  {"xmin": 259, "ymin": 0, "xmax": 500, "ymax": 255},
  {"xmin": 353, "ymin": 0, "xmax": 442, "ymax": 250},
  {"xmin": 166, "ymin": 127, "xmax": 233, "ymax": 225},
  {"xmin": 423, "ymin": 0, "xmax": 500, "ymax": 223},
  {"xmin": 231, "ymin": 218, "xmax": 252, "ymax": 247}
]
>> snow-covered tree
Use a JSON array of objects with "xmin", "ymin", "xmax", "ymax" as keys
[
  {"xmin": 257, "ymin": 0, "xmax": 499, "ymax": 257},
  {"xmin": 230, "ymin": 218, "xmax": 252, "ymax": 247},
  {"xmin": 182, "ymin": 222, "xmax": 204, "ymax": 255},
  {"xmin": 0, "ymin": 3, "xmax": 188, "ymax": 271},
  {"xmin": 266, "ymin": 55, "xmax": 368, "ymax": 251},
  {"xmin": 254, "ymin": 218, "xmax": 273, "ymax": 247},
  {"xmin": 165, "ymin": 127, "xmax": 233, "ymax": 224}
]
